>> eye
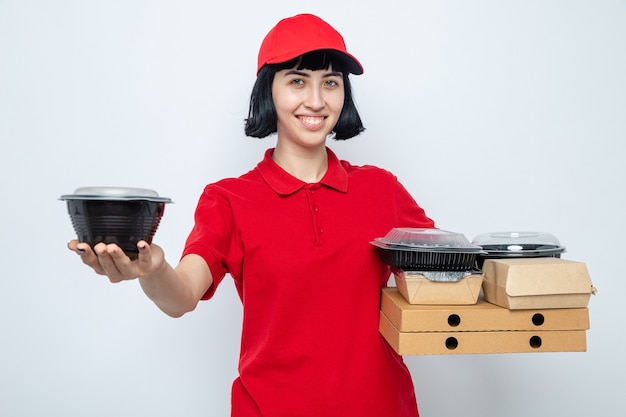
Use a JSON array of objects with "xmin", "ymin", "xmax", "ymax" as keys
[
  {"xmin": 290, "ymin": 78, "xmax": 305, "ymax": 86},
  {"xmin": 324, "ymin": 76, "xmax": 342, "ymax": 88}
]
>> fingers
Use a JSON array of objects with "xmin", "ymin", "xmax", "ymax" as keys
[
  {"xmin": 68, "ymin": 240, "xmax": 160, "ymax": 283},
  {"xmin": 93, "ymin": 243, "xmax": 135, "ymax": 283},
  {"xmin": 68, "ymin": 239, "xmax": 106, "ymax": 275},
  {"xmin": 68, "ymin": 240, "xmax": 137, "ymax": 281}
]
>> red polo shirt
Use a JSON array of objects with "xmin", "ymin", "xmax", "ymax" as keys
[{"xmin": 183, "ymin": 147, "xmax": 434, "ymax": 417}]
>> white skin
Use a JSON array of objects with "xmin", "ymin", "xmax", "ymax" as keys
[{"xmin": 67, "ymin": 64, "xmax": 346, "ymax": 317}]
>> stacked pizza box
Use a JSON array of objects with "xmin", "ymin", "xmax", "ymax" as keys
[{"xmin": 379, "ymin": 258, "xmax": 596, "ymax": 355}]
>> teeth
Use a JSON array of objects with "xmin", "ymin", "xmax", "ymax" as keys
[{"xmin": 300, "ymin": 116, "xmax": 323, "ymax": 125}]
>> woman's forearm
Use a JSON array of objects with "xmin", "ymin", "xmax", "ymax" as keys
[{"xmin": 139, "ymin": 254, "xmax": 213, "ymax": 318}]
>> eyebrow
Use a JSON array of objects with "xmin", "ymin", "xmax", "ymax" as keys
[{"xmin": 284, "ymin": 69, "xmax": 343, "ymax": 78}]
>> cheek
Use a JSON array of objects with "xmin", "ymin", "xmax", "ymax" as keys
[
  {"xmin": 274, "ymin": 93, "xmax": 300, "ymax": 119},
  {"xmin": 328, "ymin": 93, "xmax": 346, "ymax": 115},
  {"xmin": 273, "ymin": 99, "xmax": 290, "ymax": 122}
]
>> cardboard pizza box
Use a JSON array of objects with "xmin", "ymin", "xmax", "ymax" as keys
[
  {"xmin": 381, "ymin": 287, "xmax": 590, "ymax": 332},
  {"xmin": 379, "ymin": 310, "xmax": 587, "ymax": 355}
]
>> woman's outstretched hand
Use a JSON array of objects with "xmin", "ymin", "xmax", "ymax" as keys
[
  {"xmin": 68, "ymin": 239, "xmax": 212, "ymax": 317},
  {"xmin": 67, "ymin": 240, "xmax": 166, "ymax": 283}
]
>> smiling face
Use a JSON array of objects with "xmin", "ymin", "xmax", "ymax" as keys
[{"xmin": 271, "ymin": 64, "xmax": 345, "ymax": 150}]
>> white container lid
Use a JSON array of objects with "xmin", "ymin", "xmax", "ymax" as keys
[{"xmin": 60, "ymin": 186, "xmax": 172, "ymax": 203}]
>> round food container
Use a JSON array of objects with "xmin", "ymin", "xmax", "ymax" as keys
[
  {"xmin": 471, "ymin": 231, "xmax": 566, "ymax": 267},
  {"xmin": 370, "ymin": 228, "xmax": 486, "ymax": 271},
  {"xmin": 60, "ymin": 186, "xmax": 172, "ymax": 259}
]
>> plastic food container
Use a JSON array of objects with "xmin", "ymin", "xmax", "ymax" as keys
[
  {"xmin": 60, "ymin": 186, "xmax": 172, "ymax": 259},
  {"xmin": 471, "ymin": 231, "xmax": 566, "ymax": 267},
  {"xmin": 371, "ymin": 228, "xmax": 486, "ymax": 271}
]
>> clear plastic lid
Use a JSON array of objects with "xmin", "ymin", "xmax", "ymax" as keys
[
  {"xmin": 374, "ymin": 228, "xmax": 483, "ymax": 251},
  {"xmin": 471, "ymin": 231, "xmax": 564, "ymax": 252},
  {"xmin": 60, "ymin": 186, "xmax": 172, "ymax": 203}
]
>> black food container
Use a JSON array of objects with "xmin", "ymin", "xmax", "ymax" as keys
[
  {"xmin": 371, "ymin": 228, "xmax": 486, "ymax": 272},
  {"xmin": 471, "ymin": 231, "xmax": 566, "ymax": 268},
  {"xmin": 60, "ymin": 186, "xmax": 172, "ymax": 259}
]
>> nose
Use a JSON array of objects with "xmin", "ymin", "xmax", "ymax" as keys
[{"xmin": 304, "ymin": 85, "xmax": 325, "ymax": 111}]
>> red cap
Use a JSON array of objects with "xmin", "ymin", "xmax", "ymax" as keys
[{"xmin": 257, "ymin": 14, "xmax": 363, "ymax": 75}]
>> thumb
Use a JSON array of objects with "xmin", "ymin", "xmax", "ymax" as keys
[{"xmin": 136, "ymin": 241, "xmax": 165, "ymax": 276}]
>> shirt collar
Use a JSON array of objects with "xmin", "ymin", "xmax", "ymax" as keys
[{"xmin": 256, "ymin": 147, "xmax": 349, "ymax": 196}]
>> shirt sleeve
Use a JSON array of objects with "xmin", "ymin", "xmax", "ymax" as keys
[
  {"xmin": 181, "ymin": 183, "xmax": 238, "ymax": 300},
  {"xmin": 392, "ymin": 176, "xmax": 436, "ymax": 228}
]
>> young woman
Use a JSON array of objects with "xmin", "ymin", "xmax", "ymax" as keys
[{"xmin": 68, "ymin": 13, "xmax": 435, "ymax": 417}]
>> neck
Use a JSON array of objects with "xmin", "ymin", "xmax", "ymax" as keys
[{"xmin": 272, "ymin": 143, "xmax": 328, "ymax": 183}]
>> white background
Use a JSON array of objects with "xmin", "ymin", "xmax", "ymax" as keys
[{"xmin": 1, "ymin": 1, "xmax": 624, "ymax": 416}]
